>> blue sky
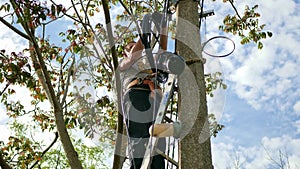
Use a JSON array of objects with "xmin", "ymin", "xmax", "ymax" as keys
[
  {"xmin": 1, "ymin": 0, "xmax": 300, "ymax": 168},
  {"xmin": 204, "ymin": 0, "xmax": 300, "ymax": 168}
]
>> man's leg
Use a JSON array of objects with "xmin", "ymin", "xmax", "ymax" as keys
[
  {"xmin": 127, "ymin": 120, "xmax": 150, "ymax": 169},
  {"xmin": 150, "ymin": 138, "xmax": 166, "ymax": 169},
  {"xmin": 124, "ymin": 89, "xmax": 150, "ymax": 168}
]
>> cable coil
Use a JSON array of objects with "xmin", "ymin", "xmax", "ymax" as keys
[{"xmin": 202, "ymin": 35, "xmax": 235, "ymax": 58}]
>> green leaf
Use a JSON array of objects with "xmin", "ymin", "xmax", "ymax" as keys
[
  {"xmin": 57, "ymin": 5, "xmax": 63, "ymax": 15},
  {"xmin": 16, "ymin": 17, "xmax": 23, "ymax": 24},
  {"xmin": 59, "ymin": 32, "xmax": 65, "ymax": 36},
  {"xmin": 73, "ymin": 46, "xmax": 82, "ymax": 53},
  {"xmin": 267, "ymin": 31, "xmax": 273, "ymax": 37},
  {"xmin": 261, "ymin": 32, "xmax": 266, "ymax": 39},
  {"xmin": 40, "ymin": 12, "xmax": 46, "ymax": 20},
  {"xmin": 258, "ymin": 41, "xmax": 263, "ymax": 49}
]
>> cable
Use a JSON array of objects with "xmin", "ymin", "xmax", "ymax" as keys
[
  {"xmin": 197, "ymin": 0, "xmax": 235, "ymax": 58},
  {"xmin": 202, "ymin": 36, "xmax": 236, "ymax": 58},
  {"xmin": 199, "ymin": 0, "xmax": 205, "ymax": 29},
  {"xmin": 120, "ymin": 87, "xmax": 136, "ymax": 169}
]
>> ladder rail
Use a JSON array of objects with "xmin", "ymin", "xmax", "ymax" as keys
[{"xmin": 141, "ymin": 74, "xmax": 176, "ymax": 168}]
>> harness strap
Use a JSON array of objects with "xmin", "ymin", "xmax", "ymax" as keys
[{"xmin": 127, "ymin": 77, "xmax": 162, "ymax": 97}]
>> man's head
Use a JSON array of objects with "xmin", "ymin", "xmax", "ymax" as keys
[{"xmin": 123, "ymin": 41, "xmax": 136, "ymax": 58}]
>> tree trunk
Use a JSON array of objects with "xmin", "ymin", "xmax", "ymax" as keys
[
  {"xmin": 176, "ymin": 0, "xmax": 213, "ymax": 168},
  {"xmin": 7, "ymin": 1, "xmax": 85, "ymax": 168},
  {"xmin": 29, "ymin": 42, "xmax": 84, "ymax": 169},
  {"xmin": 100, "ymin": 0, "xmax": 126, "ymax": 168}
]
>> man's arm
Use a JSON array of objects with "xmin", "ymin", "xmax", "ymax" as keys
[
  {"xmin": 119, "ymin": 38, "xmax": 144, "ymax": 71},
  {"xmin": 160, "ymin": 27, "xmax": 168, "ymax": 50},
  {"xmin": 131, "ymin": 38, "xmax": 144, "ymax": 54}
]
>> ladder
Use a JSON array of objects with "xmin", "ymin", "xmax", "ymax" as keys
[{"xmin": 140, "ymin": 74, "xmax": 177, "ymax": 168}]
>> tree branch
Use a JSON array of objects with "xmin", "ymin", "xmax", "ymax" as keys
[
  {"xmin": 70, "ymin": 0, "xmax": 113, "ymax": 71},
  {"xmin": 227, "ymin": 0, "xmax": 253, "ymax": 31},
  {"xmin": 28, "ymin": 34, "xmax": 83, "ymax": 169},
  {"xmin": 0, "ymin": 17, "xmax": 29, "ymax": 40},
  {"xmin": 228, "ymin": 0, "xmax": 242, "ymax": 19},
  {"xmin": 79, "ymin": 0, "xmax": 91, "ymax": 26},
  {"xmin": 101, "ymin": 1, "xmax": 125, "ymax": 168},
  {"xmin": 8, "ymin": 0, "xmax": 83, "ymax": 167},
  {"xmin": 29, "ymin": 132, "xmax": 59, "ymax": 169},
  {"xmin": 49, "ymin": 0, "xmax": 83, "ymax": 24},
  {"xmin": 102, "ymin": 0, "xmax": 118, "ymax": 70},
  {"xmin": 0, "ymin": 82, "xmax": 10, "ymax": 96},
  {"xmin": 119, "ymin": 0, "xmax": 143, "ymax": 36},
  {"xmin": 60, "ymin": 58, "xmax": 75, "ymax": 105}
]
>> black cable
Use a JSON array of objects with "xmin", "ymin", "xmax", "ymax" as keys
[
  {"xmin": 202, "ymin": 36, "xmax": 236, "ymax": 57},
  {"xmin": 142, "ymin": 0, "xmax": 171, "ymax": 167},
  {"xmin": 199, "ymin": 0, "xmax": 205, "ymax": 29},
  {"xmin": 141, "ymin": 14, "xmax": 157, "ymax": 72}
]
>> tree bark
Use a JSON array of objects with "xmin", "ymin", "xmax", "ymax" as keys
[
  {"xmin": 101, "ymin": 0, "xmax": 126, "ymax": 168},
  {"xmin": 0, "ymin": 152, "xmax": 12, "ymax": 169},
  {"xmin": 176, "ymin": 0, "xmax": 213, "ymax": 168}
]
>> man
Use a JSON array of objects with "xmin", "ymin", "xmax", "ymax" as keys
[{"xmin": 119, "ymin": 39, "xmax": 166, "ymax": 169}]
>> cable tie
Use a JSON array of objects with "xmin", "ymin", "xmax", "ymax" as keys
[{"xmin": 185, "ymin": 57, "xmax": 206, "ymax": 65}]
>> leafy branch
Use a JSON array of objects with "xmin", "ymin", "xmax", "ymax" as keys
[
  {"xmin": 217, "ymin": 0, "xmax": 273, "ymax": 49},
  {"xmin": 29, "ymin": 132, "xmax": 59, "ymax": 169}
]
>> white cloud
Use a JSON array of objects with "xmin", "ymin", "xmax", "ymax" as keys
[
  {"xmin": 0, "ymin": 104, "xmax": 11, "ymax": 143},
  {"xmin": 0, "ymin": 124, "xmax": 11, "ymax": 143},
  {"xmin": 259, "ymin": 0, "xmax": 298, "ymax": 29},
  {"xmin": 0, "ymin": 13, "xmax": 33, "ymax": 142},
  {"xmin": 213, "ymin": 135, "xmax": 300, "ymax": 169},
  {"xmin": 0, "ymin": 24, "xmax": 27, "ymax": 53},
  {"xmin": 294, "ymin": 120, "xmax": 300, "ymax": 135},
  {"xmin": 208, "ymin": 1, "xmax": 300, "ymax": 167},
  {"xmin": 261, "ymin": 136, "xmax": 300, "ymax": 167},
  {"xmin": 293, "ymin": 101, "xmax": 300, "ymax": 115},
  {"xmin": 207, "ymin": 0, "xmax": 300, "ymax": 115},
  {"xmin": 228, "ymin": 37, "xmax": 300, "ymax": 111}
]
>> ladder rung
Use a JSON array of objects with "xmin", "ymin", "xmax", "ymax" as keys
[
  {"xmin": 164, "ymin": 116, "xmax": 174, "ymax": 123},
  {"xmin": 155, "ymin": 148, "xmax": 178, "ymax": 167}
]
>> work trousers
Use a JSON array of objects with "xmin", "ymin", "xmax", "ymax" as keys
[{"xmin": 123, "ymin": 87, "xmax": 165, "ymax": 169}]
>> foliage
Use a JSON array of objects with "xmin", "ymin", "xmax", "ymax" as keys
[
  {"xmin": 216, "ymin": 0, "xmax": 272, "ymax": 49},
  {"xmin": 0, "ymin": 118, "xmax": 110, "ymax": 168},
  {"xmin": 0, "ymin": 50, "xmax": 35, "ymax": 90},
  {"xmin": 42, "ymin": 139, "xmax": 110, "ymax": 169},
  {"xmin": 0, "ymin": 0, "xmax": 123, "ymax": 167},
  {"xmin": 204, "ymin": 72, "xmax": 226, "ymax": 137},
  {"xmin": 0, "ymin": 121, "xmax": 43, "ymax": 168},
  {"xmin": 208, "ymin": 114, "xmax": 225, "ymax": 137},
  {"xmin": 205, "ymin": 72, "xmax": 227, "ymax": 97}
]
